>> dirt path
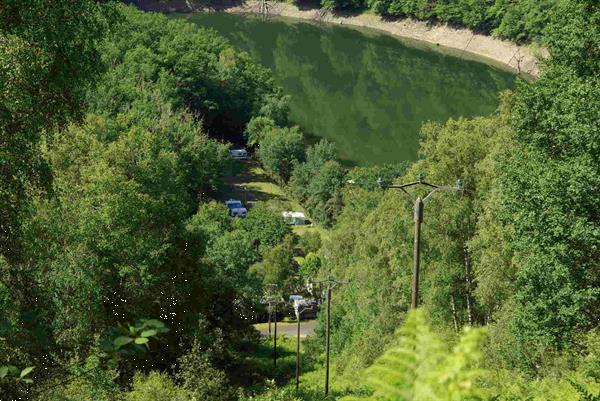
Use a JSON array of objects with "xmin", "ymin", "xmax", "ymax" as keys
[{"xmin": 129, "ymin": 0, "xmax": 544, "ymax": 77}]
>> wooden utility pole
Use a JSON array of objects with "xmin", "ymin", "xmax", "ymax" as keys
[
  {"xmin": 294, "ymin": 299, "xmax": 312, "ymax": 391},
  {"xmin": 273, "ymin": 302, "xmax": 278, "ymax": 368},
  {"xmin": 378, "ymin": 176, "xmax": 462, "ymax": 309},
  {"xmin": 267, "ymin": 304, "xmax": 272, "ymax": 336},
  {"xmin": 325, "ymin": 284, "xmax": 332, "ymax": 396},
  {"xmin": 296, "ymin": 313, "xmax": 301, "ymax": 390},
  {"xmin": 412, "ymin": 197, "xmax": 423, "ymax": 309},
  {"xmin": 260, "ymin": 285, "xmax": 283, "ymax": 370},
  {"xmin": 311, "ymin": 275, "xmax": 348, "ymax": 397}
]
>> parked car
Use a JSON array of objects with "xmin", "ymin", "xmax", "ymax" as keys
[
  {"xmin": 296, "ymin": 299, "xmax": 318, "ymax": 320},
  {"xmin": 229, "ymin": 148, "xmax": 248, "ymax": 160},
  {"xmin": 225, "ymin": 199, "xmax": 247, "ymax": 217}
]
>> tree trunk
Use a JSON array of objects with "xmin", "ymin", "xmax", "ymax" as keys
[
  {"xmin": 451, "ymin": 295, "xmax": 459, "ymax": 332},
  {"xmin": 464, "ymin": 246, "xmax": 473, "ymax": 325}
]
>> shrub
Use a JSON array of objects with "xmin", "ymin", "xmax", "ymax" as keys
[
  {"xmin": 176, "ymin": 340, "xmax": 239, "ymax": 401},
  {"xmin": 257, "ymin": 127, "xmax": 305, "ymax": 183},
  {"xmin": 298, "ymin": 231, "xmax": 322, "ymax": 254},
  {"xmin": 125, "ymin": 371, "xmax": 190, "ymax": 401},
  {"xmin": 341, "ymin": 309, "xmax": 487, "ymax": 401},
  {"xmin": 245, "ymin": 116, "xmax": 277, "ymax": 147}
]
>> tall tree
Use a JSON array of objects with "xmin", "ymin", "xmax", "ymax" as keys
[
  {"xmin": 0, "ymin": 0, "xmax": 114, "ymax": 263},
  {"xmin": 501, "ymin": 0, "xmax": 600, "ymax": 354}
]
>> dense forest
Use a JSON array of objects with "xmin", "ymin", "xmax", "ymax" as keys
[
  {"xmin": 1, "ymin": 0, "xmax": 598, "ymax": 400},
  {"xmin": 317, "ymin": 0, "xmax": 556, "ymax": 43}
]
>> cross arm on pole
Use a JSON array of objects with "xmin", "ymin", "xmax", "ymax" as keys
[{"xmin": 422, "ymin": 183, "xmax": 462, "ymax": 204}]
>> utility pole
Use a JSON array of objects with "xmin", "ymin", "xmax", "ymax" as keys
[
  {"xmin": 260, "ymin": 285, "xmax": 283, "ymax": 369},
  {"xmin": 312, "ymin": 275, "xmax": 348, "ymax": 397},
  {"xmin": 296, "ymin": 307, "xmax": 300, "ymax": 390},
  {"xmin": 293, "ymin": 299, "xmax": 312, "ymax": 391},
  {"xmin": 325, "ymin": 283, "xmax": 332, "ymax": 396},
  {"xmin": 273, "ymin": 301, "xmax": 278, "ymax": 368},
  {"xmin": 378, "ymin": 175, "xmax": 462, "ymax": 309},
  {"xmin": 267, "ymin": 303, "xmax": 271, "ymax": 336}
]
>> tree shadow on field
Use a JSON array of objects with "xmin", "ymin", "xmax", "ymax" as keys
[{"xmin": 222, "ymin": 159, "xmax": 287, "ymax": 206}]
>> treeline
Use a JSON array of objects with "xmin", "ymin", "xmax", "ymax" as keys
[
  {"xmin": 0, "ymin": 3, "xmax": 302, "ymax": 400},
  {"xmin": 316, "ymin": 0, "xmax": 556, "ymax": 43}
]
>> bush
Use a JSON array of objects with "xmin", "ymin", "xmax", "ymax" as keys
[
  {"xmin": 290, "ymin": 140, "xmax": 346, "ymax": 226},
  {"xmin": 250, "ymin": 235, "xmax": 298, "ymax": 291},
  {"xmin": 176, "ymin": 340, "xmax": 239, "ymax": 401},
  {"xmin": 125, "ymin": 372, "xmax": 190, "ymax": 401},
  {"xmin": 299, "ymin": 252, "xmax": 321, "ymax": 279},
  {"xmin": 245, "ymin": 116, "xmax": 277, "ymax": 147},
  {"xmin": 257, "ymin": 127, "xmax": 305, "ymax": 183},
  {"xmin": 240, "ymin": 203, "xmax": 291, "ymax": 252},
  {"xmin": 298, "ymin": 231, "xmax": 322, "ymax": 254}
]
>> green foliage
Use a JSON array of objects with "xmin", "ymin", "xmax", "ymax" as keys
[
  {"xmin": 310, "ymin": 101, "xmax": 514, "ymax": 377},
  {"xmin": 246, "ymin": 116, "xmax": 277, "ymax": 147},
  {"xmin": 298, "ymin": 231, "xmax": 322, "ymax": 254},
  {"xmin": 250, "ymin": 235, "xmax": 298, "ymax": 291},
  {"xmin": 34, "ymin": 354, "xmax": 119, "ymax": 401},
  {"xmin": 125, "ymin": 371, "xmax": 191, "ymax": 401},
  {"xmin": 102, "ymin": 319, "xmax": 169, "ymax": 355},
  {"xmin": 489, "ymin": 0, "xmax": 556, "ymax": 42},
  {"xmin": 290, "ymin": 140, "xmax": 346, "ymax": 226},
  {"xmin": 0, "ymin": 0, "xmax": 114, "ymax": 271},
  {"xmin": 328, "ymin": 0, "xmax": 556, "ymax": 43},
  {"xmin": 260, "ymin": 94, "xmax": 291, "ymax": 126},
  {"xmin": 344, "ymin": 310, "xmax": 487, "ymax": 401},
  {"xmin": 92, "ymin": 6, "xmax": 286, "ymax": 137},
  {"xmin": 299, "ymin": 253, "xmax": 322, "ymax": 279},
  {"xmin": 257, "ymin": 126, "xmax": 306, "ymax": 183},
  {"xmin": 2, "ymin": 1, "xmax": 599, "ymax": 399},
  {"xmin": 0, "ymin": 365, "xmax": 33, "ymax": 384},
  {"xmin": 0, "ymin": 4, "xmax": 286, "ymax": 397},
  {"xmin": 498, "ymin": 0, "xmax": 600, "ymax": 354},
  {"xmin": 240, "ymin": 203, "xmax": 292, "ymax": 252},
  {"xmin": 176, "ymin": 339, "xmax": 239, "ymax": 401},
  {"xmin": 322, "ymin": 0, "xmax": 366, "ymax": 11}
]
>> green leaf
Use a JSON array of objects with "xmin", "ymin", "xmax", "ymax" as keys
[
  {"xmin": 0, "ymin": 366, "xmax": 8, "ymax": 378},
  {"xmin": 113, "ymin": 336, "xmax": 133, "ymax": 348},
  {"xmin": 21, "ymin": 378, "xmax": 33, "ymax": 384},
  {"xmin": 142, "ymin": 319, "xmax": 165, "ymax": 329},
  {"xmin": 20, "ymin": 367, "xmax": 33, "ymax": 378},
  {"xmin": 135, "ymin": 337, "xmax": 149, "ymax": 345},
  {"xmin": 140, "ymin": 329, "xmax": 157, "ymax": 338}
]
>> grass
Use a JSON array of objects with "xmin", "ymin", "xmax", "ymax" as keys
[
  {"xmin": 224, "ymin": 159, "xmax": 303, "ymax": 211},
  {"xmin": 238, "ymin": 323, "xmax": 369, "ymax": 400},
  {"xmin": 254, "ymin": 321, "xmax": 297, "ymax": 331},
  {"xmin": 224, "ymin": 158, "xmax": 332, "ymax": 244},
  {"xmin": 292, "ymin": 224, "xmax": 331, "ymax": 242}
]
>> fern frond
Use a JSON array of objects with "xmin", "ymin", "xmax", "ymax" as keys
[{"xmin": 363, "ymin": 310, "xmax": 488, "ymax": 401}]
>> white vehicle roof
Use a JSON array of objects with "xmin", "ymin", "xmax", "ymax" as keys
[{"xmin": 282, "ymin": 211, "xmax": 305, "ymax": 218}]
